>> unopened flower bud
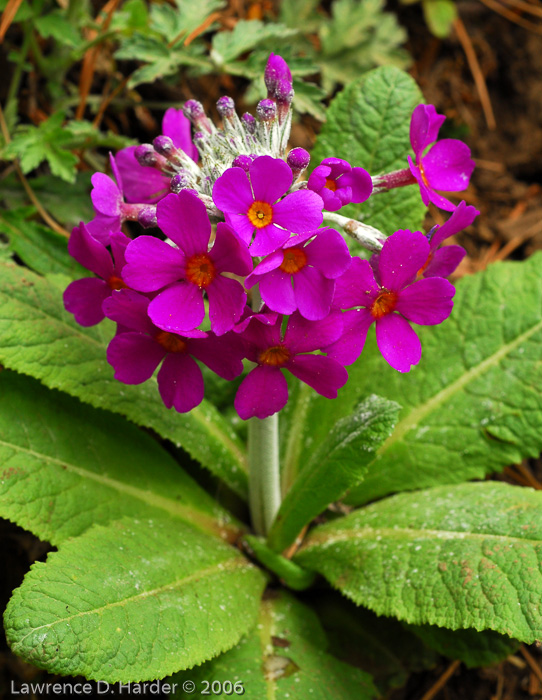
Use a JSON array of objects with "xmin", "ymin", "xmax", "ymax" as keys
[
  {"xmin": 264, "ymin": 53, "xmax": 292, "ymax": 96},
  {"xmin": 257, "ymin": 99, "xmax": 277, "ymax": 123},
  {"xmin": 170, "ymin": 170, "xmax": 192, "ymax": 193},
  {"xmin": 287, "ymin": 147, "xmax": 310, "ymax": 180},
  {"xmin": 134, "ymin": 144, "xmax": 158, "ymax": 167},
  {"xmin": 183, "ymin": 100, "xmax": 212, "ymax": 133},
  {"xmin": 153, "ymin": 135, "xmax": 175, "ymax": 156},
  {"xmin": 232, "ymin": 155, "xmax": 253, "ymax": 172},
  {"xmin": 216, "ymin": 96, "xmax": 235, "ymax": 120},
  {"xmin": 138, "ymin": 206, "xmax": 157, "ymax": 228},
  {"xmin": 241, "ymin": 113, "xmax": 256, "ymax": 134}
]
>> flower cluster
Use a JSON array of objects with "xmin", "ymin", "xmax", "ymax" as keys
[{"xmin": 64, "ymin": 54, "xmax": 478, "ymax": 420}]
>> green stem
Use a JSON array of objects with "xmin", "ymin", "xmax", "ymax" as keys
[{"xmin": 248, "ymin": 414, "xmax": 281, "ymax": 535}]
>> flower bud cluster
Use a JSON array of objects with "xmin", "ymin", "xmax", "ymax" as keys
[{"xmin": 64, "ymin": 54, "xmax": 478, "ymax": 419}]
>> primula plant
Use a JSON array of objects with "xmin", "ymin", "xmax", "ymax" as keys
[{"xmin": 2, "ymin": 51, "xmax": 542, "ymax": 698}]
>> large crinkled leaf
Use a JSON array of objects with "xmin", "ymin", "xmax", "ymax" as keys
[
  {"xmin": 296, "ymin": 482, "xmax": 542, "ymax": 643},
  {"xmin": 0, "ymin": 371, "xmax": 243, "ymax": 544},
  {"xmin": 311, "ymin": 66, "xmax": 425, "ymax": 233},
  {"xmin": 5, "ymin": 517, "xmax": 266, "ymax": 682},
  {"xmin": 173, "ymin": 590, "xmax": 376, "ymax": 699},
  {"xmin": 0, "ymin": 262, "xmax": 248, "ymax": 497},
  {"xmin": 211, "ymin": 20, "xmax": 298, "ymax": 68},
  {"xmin": 281, "ymin": 255, "xmax": 542, "ymax": 506},
  {"xmin": 346, "ymin": 254, "xmax": 542, "ymax": 504},
  {"xmin": 268, "ymin": 395, "xmax": 400, "ymax": 553}
]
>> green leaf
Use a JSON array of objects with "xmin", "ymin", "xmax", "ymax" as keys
[
  {"xmin": 0, "ymin": 262, "xmax": 248, "ymax": 497},
  {"xmin": 34, "ymin": 11, "xmax": 82, "ymax": 48},
  {"xmin": 269, "ymin": 396, "xmax": 400, "ymax": 553},
  {"xmin": 0, "ymin": 171, "xmax": 95, "ymax": 228},
  {"xmin": 345, "ymin": 254, "xmax": 542, "ymax": 505},
  {"xmin": 422, "ymin": 0, "xmax": 457, "ymax": 38},
  {"xmin": 311, "ymin": 67, "xmax": 426, "ymax": 234},
  {"xmin": 318, "ymin": 0, "xmax": 410, "ymax": 94},
  {"xmin": 311, "ymin": 592, "xmax": 436, "ymax": 692},
  {"xmin": 0, "ymin": 207, "xmax": 85, "ymax": 278},
  {"xmin": 5, "ymin": 517, "xmax": 266, "ymax": 681},
  {"xmin": 0, "ymin": 370, "xmax": 244, "ymax": 544},
  {"xmin": 211, "ymin": 20, "xmax": 298, "ymax": 68},
  {"xmin": 279, "ymin": 0, "xmax": 321, "ymax": 32},
  {"xmin": 4, "ymin": 112, "xmax": 79, "ymax": 183},
  {"xmin": 243, "ymin": 535, "xmax": 316, "ymax": 590},
  {"xmin": 174, "ymin": 590, "xmax": 377, "ymax": 699},
  {"xmin": 296, "ymin": 482, "xmax": 542, "ymax": 643},
  {"xmin": 406, "ymin": 624, "xmax": 519, "ymax": 668},
  {"xmin": 0, "ymin": 0, "xmax": 33, "ymax": 21}
]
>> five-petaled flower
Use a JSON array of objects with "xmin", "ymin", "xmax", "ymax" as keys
[{"xmin": 307, "ymin": 157, "xmax": 373, "ymax": 212}]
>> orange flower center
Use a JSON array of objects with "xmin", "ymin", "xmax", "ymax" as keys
[
  {"xmin": 247, "ymin": 200, "xmax": 273, "ymax": 229},
  {"xmin": 280, "ymin": 247, "xmax": 307, "ymax": 274},
  {"xmin": 325, "ymin": 178, "xmax": 337, "ymax": 192},
  {"xmin": 418, "ymin": 161, "xmax": 430, "ymax": 188},
  {"xmin": 108, "ymin": 275, "xmax": 128, "ymax": 291},
  {"xmin": 370, "ymin": 290, "xmax": 398, "ymax": 319},
  {"xmin": 185, "ymin": 253, "xmax": 216, "ymax": 288},
  {"xmin": 155, "ymin": 330, "xmax": 187, "ymax": 354},
  {"xmin": 259, "ymin": 345, "xmax": 290, "ymax": 367}
]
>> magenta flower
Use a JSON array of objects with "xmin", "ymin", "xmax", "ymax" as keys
[
  {"xmin": 327, "ymin": 230, "xmax": 455, "ymax": 372},
  {"xmin": 245, "ymin": 228, "xmax": 351, "ymax": 321},
  {"xmin": 63, "ymin": 224, "xmax": 129, "ymax": 327},
  {"xmin": 234, "ymin": 312, "xmax": 347, "ymax": 420},
  {"xmin": 421, "ymin": 200, "xmax": 479, "ymax": 278},
  {"xmin": 212, "ymin": 155, "xmax": 324, "ymax": 256},
  {"xmin": 122, "ymin": 191, "xmax": 253, "ymax": 336},
  {"xmin": 408, "ymin": 104, "xmax": 475, "ymax": 212},
  {"xmin": 103, "ymin": 290, "xmax": 244, "ymax": 413},
  {"xmin": 307, "ymin": 158, "xmax": 373, "ymax": 212}
]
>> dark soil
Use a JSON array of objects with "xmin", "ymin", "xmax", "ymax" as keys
[{"xmin": 2, "ymin": 1, "xmax": 542, "ymax": 698}]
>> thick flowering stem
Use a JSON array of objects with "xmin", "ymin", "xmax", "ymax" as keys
[
  {"xmin": 322, "ymin": 211, "xmax": 386, "ymax": 253},
  {"xmin": 248, "ymin": 413, "xmax": 281, "ymax": 535},
  {"xmin": 371, "ymin": 167, "xmax": 417, "ymax": 193}
]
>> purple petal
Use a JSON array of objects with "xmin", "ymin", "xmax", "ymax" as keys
[
  {"xmin": 259, "ymin": 268, "xmax": 296, "ymax": 315},
  {"xmin": 284, "ymin": 311, "xmax": 343, "ymax": 353},
  {"xmin": 424, "ymin": 245, "xmax": 466, "ymax": 278},
  {"xmin": 332, "ymin": 257, "xmax": 379, "ymax": 310},
  {"xmin": 162, "ymin": 108, "xmax": 198, "ymax": 161},
  {"xmin": 85, "ymin": 213, "xmax": 120, "ymax": 245},
  {"xmin": 273, "ymin": 190, "xmax": 323, "ymax": 233},
  {"xmin": 338, "ymin": 167, "xmax": 373, "ymax": 203},
  {"xmin": 396, "ymin": 277, "xmax": 455, "ymax": 324},
  {"xmin": 68, "ymin": 223, "xmax": 114, "ymax": 279},
  {"xmin": 286, "ymin": 354, "xmax": 348, "ymax": 399},
  {"xmin": 157, "ymin": 353, "xmax": 204, "ymax": 413},
  {"xmin": 148, "ymin": 282, "xmax": 205, "ymax": 333},
  {"xmin": 110, "ymin": 231, "xmax": 130, "ymax": 274},
  {"xmin": 225, "ymin": 213, "xmax": 256, "ymax": 248},
  {"xmin": 102, "ymin": 289, "xmax": 155, "ymax": 334},
  {"xmin": 408, "ymin": 156, "xmax": 433, "ymax": 208},
  {"xmin": 239, "ymin": 314, "xmax": 282, "ymax": 357},
  {"xmin": 249, "ymin": 155, "xmax": 291, "ymax": 203},
  {"xmin": 211, "ymin": 223, "xmax": 253, "ymax": 276},
  {"xmin": 189, "ymin": 333, "xmax": 245, "ymax": 380},
  {"xmin": 318, "ymin": 187, "xmax": 341, "ymax": 211},
  {"xmin": 430, "ymin": 201, "xmax": 479, "ymax": 249},
  {"xmin": 234, "ymin": 365, "xmax": 288, "ymax": 420},
  {"xmin": 156, "ymin": 191, "xmax": 210, "ymax": 256},
  {"xmin": 324, "ymin": 308, "xmax": 374, "ymax": 366},
  {"xmin": 375, "ymin": 314, "xmax": 421, "ymax": 372},
  {"xmin": 107, "ymin": 332, "xmax": 165, "ymax": 383},
  {"xmin": 114, "ymin": 147, "xmax": 169, "ymax": 204},
  {"xmin": 246, "ymin": 249, "xmax": 283, "ymax": 283},
  {"xmin": 251, "ymin": 223, "xmax": 290, "ymax": 257},
  {"xmin": 123, "ymin": 236, "xmax": 185, "ymax": 292},
  {"xmin": 212, "ymin": 168, "xmax": 254, "ymax": 215},
  {"xmin": 409, "ymin": 104, "xmax": 446, "ymax": 155},
  {"xmin": 321, "ymin": 158, "xmax": 351, "ymax": 179},
  {"xmin": 294, "ymin": 267, "xmax": 335, "ymax": 321},
  {"xmin": 91, "ymin": 173, "xmax": 122, "ymax": 216},
  {"xmin": 378, "ymin": 230, "xmax": 430, "ymax": 291},
  {"xmin": 423, "ymin": 140, "xmax": 475, "ymax": 192},
  {"xmin": 305, "ymin": 228, "xmax": 351, "ymax": 279},
  {"xmin": 63, "ymin": 277, "xmax": 110, "ymax": 326},
  {"xmin": 307, "ymin": 165, "xmax": 331, "ymax": 192},
  {"xmin": 207, "ymin": 275, "xmax": 247, "ymax": 336}
]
